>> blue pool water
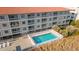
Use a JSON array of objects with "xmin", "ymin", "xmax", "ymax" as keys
[{"xmin": 32, "ymin": 33, "xmax": 58, "ymax": 44}]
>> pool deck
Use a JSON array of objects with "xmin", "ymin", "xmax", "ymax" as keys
[
  {"xmin": 0, "ymin": 29, "xmax": 63, "ymax": 51},
  {"xmin": 28, "ymin": 29, "xmax": 63, "ymax": 48},
  {"xmin": 0, "ymin": 35, "xmax": 35, "ymax": 51}
]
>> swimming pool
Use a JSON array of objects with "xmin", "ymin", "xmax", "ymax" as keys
[{"xmin": 32, "ymin": 33, "xmax": 58, "ymax": 44}]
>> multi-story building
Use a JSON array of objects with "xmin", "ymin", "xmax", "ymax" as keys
[{"xmin": 0, "ymin": 7, "xmax": 77, "ymax": 40}]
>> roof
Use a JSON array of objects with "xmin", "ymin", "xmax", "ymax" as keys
[{"xmin": 0, "ymin": 7, "xmax": 69, "ymax": 15}]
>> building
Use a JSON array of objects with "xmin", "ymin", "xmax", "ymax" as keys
[
  {"xmin": 0, "ymin": 7, "xmax": 76, "ymax": 40},
  {"xmin": 67, "ymin": 7, "xmax": 79, "ymax": 20}
]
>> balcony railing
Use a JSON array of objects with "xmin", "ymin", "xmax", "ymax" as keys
[
  {"xmin": 12, "ymin": 28, "xmax": 20, "ymax": 34},
  {"xmin": 9, "ymin": 18, "xmax": 18, "ymax": 20},
  {"xmin": 10, "ymin": 22, "xmax": 20, "ymax": 27}
]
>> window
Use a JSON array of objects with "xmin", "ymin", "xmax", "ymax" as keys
[
  {"xmin": 37, "ymin": 13, "xmax": 40, "ymax": 17},
  {"xmin": 10, "ymin": 22, "xmax": 19, "ymax": 27},
  {"xmin": 12, "ymin": 28, "xmax": 20, "ymax": 33},
  {"xmin": 63, "ymin": 21, "xmax": 65, "ymax": 23},
  {"xmin": 42, "ymin": 24, "xmax": 46, "ymax": 28},
  {"xmin": 42, "ymin": 13, "xmax": 47, "ymax": 17},
  {"xmin": 28, "ymin": 20, "xmax": 34, "ymax": 25},
  {"xmin": 71, "ymin": 16, "xmax": 74, "ymax": 19},
  {"xmin": 64, "ymin": 16, "xmax": 66, "ymax": 19},
  {"xmin": 49, "ymin": 12, "xmax": 53, "ymax": 16},
  {"xmin": 28, "ymin": 26, "xmax": 34, "ymax": 30},
  {"xmin": 53, "ymin": 12, "xmax": 58, "ymax": 15},
  {"xmin": 22, "ymin": 21, "xmax": 26, "ymax": 24},
  {"xmin": 52, "ymin": 22, "xmax": 57, "ymax": 25},
  {"xmin": 27, "ymin": 13, "xmax": 35, "ymax": 18},
  {"xmin": 8, "ymin": 14, "xmax": 18, "ymax": 20},
  {"xmin": 0, "ymin": 16, "xmax": 4, "ymax": 19},
  {"xmin": 2, "ymin": 23, "xmax": 7, "ymax": 27},
  {"xmin": 53, "ymin": 17, "xmax": 57, "ymax": 20},
  {"xmin": 67, "ymin": 16, "xmax": 70, "ymax": 18},
  {"xmin": 4, "ymin": 30, "xmax": 9, "ymax": 34},
  {"xmin": 66, "ymin": 20, "xmax": 70, "ymax": 22},
  {"xmin": 42, "ymin": 18, "xmax": 47, "ymax": 22},
  {"xmin": 72, "ymin": 13, "xmax": 74, "ymax": 15},
  {"xmin": 21, "ymin": 14, "xmax": 25, "ymax": 18}
]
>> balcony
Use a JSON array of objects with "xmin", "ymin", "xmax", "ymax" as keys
[
  {"xmin": 53, "ymin": 17, "xmax": 57, "ymax": 20},
  {"xmin": 28, "ymin": 26, "xmax": 34, "ymax": 31},
  {"xmin": 9, "ymin": 18, "xmax": 18, "ymax": 20},
  {"xmin": 0, "ymin": 16, "xmax": 5, "ymax": 21},
  {"xmin": 42, "ymin": 18, "xmax": 47, "ymax": 23},
  {"xmin": 10, "ymin": 22, "xmax": 20, "ymax": 27},
  {"xmin": 8, "ymin": 14, "xmax": 18, "ymax": 21},
  {"xmin": 42, "ymin": 13, "xmax": 48, "ymax": 17},
  {"xmin": 53, "ymin": 12, "xmax": 58, "ymax": 16},
  {"xmin": 42, "ymin": 24, "xmax": 47, "ymax": 28},
  {"xmin": 12, "ymin": 28, "xmax": 20, "ymax": 34},
  {"xmin": 28, "ymin": 20, "xmax": 34, "ymax": 25},
  {"xmin": 27, "ymin": 13, "xmax": 35, "ymax": 19}
]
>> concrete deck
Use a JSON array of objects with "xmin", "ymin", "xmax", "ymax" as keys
[
  {"xmin": 0, "ymin": 35, "xmax": 35, "ymax": 51},
  {"xmin": 28, "ymin": 29, "xmax": 63, "ymax": 47}
]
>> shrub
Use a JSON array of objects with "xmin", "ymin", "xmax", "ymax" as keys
[
  {"xmin": 70, "ymin": 20, "xmax": 79, "ymax": 28},
  {"xmin": 75, "ymin": 20, "xmax": 79, "ymax": 28},
  {"xmin": 61, "ymin": 29, "xmax": 69, "ymax": 37},
  {"xmin": 52, "ymin": 25, "xmax": 61, "ymax": 32},
  {"xmin": 70, "ymin": 20, "xmax": 76, "ymax": 26}
]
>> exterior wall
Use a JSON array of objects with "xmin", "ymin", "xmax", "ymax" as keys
[{"xmin": 0, "ymin": 11, "xmax": 76, "ymax": 38}]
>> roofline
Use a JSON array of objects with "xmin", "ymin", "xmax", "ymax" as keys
[{"xmin": 0, "ymin": 7, "xmax": 70, "ymax": 15}]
